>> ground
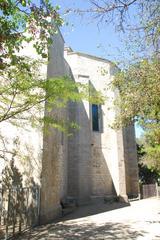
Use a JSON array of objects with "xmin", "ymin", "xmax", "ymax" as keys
[{"xmin": 17, "ymin": 198, "xmax": 160, "ymax": 240}]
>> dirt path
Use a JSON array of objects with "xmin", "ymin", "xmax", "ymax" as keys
[{"xmin": 17, "ymin": 198, "xmax": 160, "ymax": 240}]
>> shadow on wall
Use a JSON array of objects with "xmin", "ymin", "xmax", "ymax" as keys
[
  {"xmin": 67, "ymin": 79, "xmax": 118, "ymax": 202},
  {"xmin": 0, "ymin": 160, "xmax": 40, "ymax": 240}
]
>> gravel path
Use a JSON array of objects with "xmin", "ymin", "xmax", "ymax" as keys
[{"xmin": 17, "ymin": 198, "xmax": 160, "ymax": 240}]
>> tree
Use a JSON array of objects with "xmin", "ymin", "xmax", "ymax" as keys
[
  {"xmin": 0, "ymin": 0, "xmax": 63, "ymax": 69},
  {"xmin": 142, "ymin": 129, "xmax": 160, "ymax": 172},
  {"xmin": 111, "ymin": 57, "xmax": 160, "ymax": 130},
  {"xmin": 0, "ymin": 0, "xmax": 61, "ymax": 126},
  {"xmin": 137, "ymin": 142, "xmax": 160, "ymax": 184},
  {"xmin": 88, "ymin": 0, "xmax": 160, "ymax": 57}
]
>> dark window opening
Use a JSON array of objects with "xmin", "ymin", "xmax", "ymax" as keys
[{"xmin": 92, "ymin": 104, "xmax": 99, "ymax": 131}]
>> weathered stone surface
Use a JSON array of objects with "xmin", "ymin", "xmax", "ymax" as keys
[
  {"xmin": 40, "ymin": 31, "xmax": 67, "ymax": 223},
  {"xmin": 40, "ymin": 35, "xmax": 139, "ymax": 222}
]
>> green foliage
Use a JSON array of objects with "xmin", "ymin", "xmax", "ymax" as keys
[
  {"xmin": 0, "ymin": 57, "xmax": 104, "ymax": 129},
  {"xmin": 112, "ymin": 58, "xmax": 160, "ymax": 172},
  {"xmin": 138, "ymin": 162, "xmax": 160, "ymax": 184},
  {"xmin": 137, "ymin": 129, "xmax": 160, "ymax": 183},
  {"xmin": 112, "ymin": 57, "xmax": 160, "ymax": 129},
  {"xmin": 0, "ymin": 0, "xmax": 63, "ymax": 69},
  {"xmin": 142, "ymin": 130, "xmax": 160, "ymax": 172},
  {"xmin": 0, "ymin": 0, "xmax": 63, "ymax": 128}
]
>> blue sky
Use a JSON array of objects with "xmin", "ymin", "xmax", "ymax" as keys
[{"xmin": 57, "ymin": 0, "xmax": 125, "ymax": 62}]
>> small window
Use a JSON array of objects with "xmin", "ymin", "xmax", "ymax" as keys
[{"xmin": 92, "ymin": 104, "xmax": 99, "ymax": 131}]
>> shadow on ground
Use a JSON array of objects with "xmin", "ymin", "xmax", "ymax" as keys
[
  {"xmin": 15, "ymin": 202, "xmax": 148, "ymax": 240},
  {"xmin": 62, "ymin": 201, "xmax": 130, "ymax": 221},
  {"xmin": 16, "ymin": 221, "xmax": 147, "ymax": 240}
]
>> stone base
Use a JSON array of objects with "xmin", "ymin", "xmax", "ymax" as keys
[
  {"xmin": 90, "ymin": 195, "xmax": 105, "ymax": 204},
  {"xmin": 39, "ymin": 204, "xmax": 62, "ymax": 225},
  {"xmin": 77, "ymin": 197, "xmax": 91, "ymax": 206},
  {"xmin": 119, "ymin": 194, "xmax": 129, "ymax": 203}
]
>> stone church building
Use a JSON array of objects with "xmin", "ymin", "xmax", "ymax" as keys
[
  {"xmin": 0, "ymin": 30, "xmax": 139, "ymax": 224},
  {"xmin": 39, "ymin": 31, "xmax": 139, "ymax": 223}
]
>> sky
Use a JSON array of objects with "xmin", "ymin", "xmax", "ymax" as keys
[{"xmin": 57, "ymin": 0, "xmax": 126, "ymax": 62}]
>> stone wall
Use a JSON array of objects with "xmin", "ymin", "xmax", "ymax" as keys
[
  {"xmin": 0, "ymin": 38, "xmax": 45, "ymax": 188},
  {"xmin": 40, "ymin": 31, "xmax": 68, "ymax": 223},
  {"xmin": 64, "ymin": 49, "xmax": 131, "ymax": 201},
  {"xmin": 123, "ymin": 126, "xmax": 139, "ymax": 197}
]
